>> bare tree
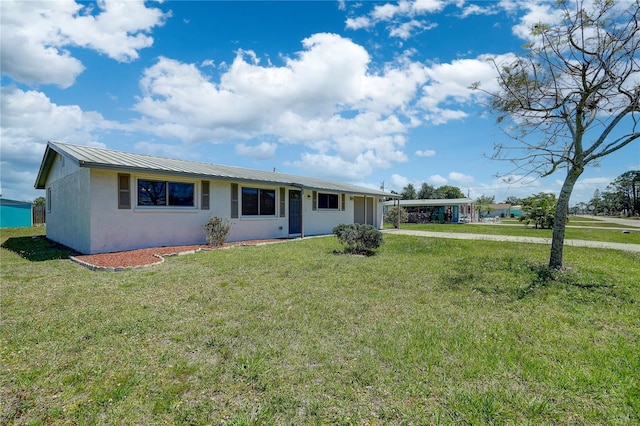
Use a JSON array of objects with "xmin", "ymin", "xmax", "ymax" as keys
[{"xmin": 477, "ymin": 0, "xmax": 640, "ymax": 269}]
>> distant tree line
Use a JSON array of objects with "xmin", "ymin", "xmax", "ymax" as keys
[
  {"xmin": 571, "ymin": 171, "xmax": 640, "ymax": 217},
  {"xmin": 395, "ymin": 183, "xmax": 466, "ymax": 200}
]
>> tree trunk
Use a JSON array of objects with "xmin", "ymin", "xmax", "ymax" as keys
[{"xmin": 549, "ymin": 167, "xmax": 583, "ymax": 269}]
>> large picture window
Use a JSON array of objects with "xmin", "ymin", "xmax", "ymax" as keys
[
  {"xmin": 138, "ymin": 179, "xmax": 194, "ymax": 207},
  {"xmin": 318, "ymin": 192, "xmax": 339, "ymax": 210},
  {"xmin": 242, "ymin": 187, "xmax": 276, "ymax": 216}
]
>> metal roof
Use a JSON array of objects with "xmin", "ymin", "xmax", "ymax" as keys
[
  {"xmin": 383, "ymin": 198, "xmax": 473, "ymax": 206},
  {"xmin": 35, "ymin": 141, "xmax": 397, "ymax": 197}
]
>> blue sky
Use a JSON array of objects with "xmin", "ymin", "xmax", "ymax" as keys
[{"xmin": 1, "ymin": 0, "xmax": 638, "ymax": 204}]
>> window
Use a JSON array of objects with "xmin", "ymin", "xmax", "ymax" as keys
[
  {"xmin": 242, "ymin": 187, "xmax": 276, "ymax": 216},
  {"xmin": 318, "ymin": 192, "xmax": 339, "ymax": 210},
  {"xmin": 201, "ymin": 181, "xmax": 210, "ymax": 210},
  {"xmin": 137, "ymin": 179, "xmax": 194, "ymax": 207},
  {"xmin": 118, "ymin": 174, "xmax": 131, "ymax": 209},
  {"xmin": 46, "ymin": 188, "xmax": 51, "ymax": 212}
]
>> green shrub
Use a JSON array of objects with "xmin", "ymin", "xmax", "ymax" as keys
[
  {"xmin": 384, "ymin": 206, "xmax": 408, "ymax": 227},
  {"xmin": 332, "ymin": 223, "xmax": 383, "ymax": 254},
  {"xmin": 203, "ymin": 217, "xmax": 232, "ymax": 246}
]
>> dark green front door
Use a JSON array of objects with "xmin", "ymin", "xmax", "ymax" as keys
[{"xmin": 289, "ymin": 190, "xmax": 302, "ymax": 234}]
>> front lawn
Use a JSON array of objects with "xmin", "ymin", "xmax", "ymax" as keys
[{"xmin": 2, "ymin": 228, "xmax": 639, "ymax": 424}]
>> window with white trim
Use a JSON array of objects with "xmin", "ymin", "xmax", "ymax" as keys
[
  {"xmin": 241, "ymin": 187, "xmax": 276, "ymax": 216},
  {"xmin": 137, "ymin": 179, "xmax": 194, "ymax": 207},
  {"xmin": 317, "ymin": 192, "xmax": 339, "ymax": 210}
]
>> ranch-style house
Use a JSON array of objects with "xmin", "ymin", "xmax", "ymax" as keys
[{"xmin": 35, "ymin": 141, "xmax": 395, "ymax": 254}]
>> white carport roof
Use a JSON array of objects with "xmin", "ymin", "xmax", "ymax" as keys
[
  {"xmin": 35, "ymin": 141, "xmax": 398, "ymax": 198},
  {"xmin": 383, "ymin": 198, "xmax": 473, "ymax": 206}
]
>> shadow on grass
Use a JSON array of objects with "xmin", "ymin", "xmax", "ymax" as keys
[
  {"xmin": 518, "ymin": 262, "xmax": 619, "ymax": 300},
  {"xmin": 1, "ymin": 236, "xmax": 79, "ymax": 261}
]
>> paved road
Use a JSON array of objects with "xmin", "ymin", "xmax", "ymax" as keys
[{"xmin": 383, "ymin": 229, "xmax": 640, "ymax": 253}]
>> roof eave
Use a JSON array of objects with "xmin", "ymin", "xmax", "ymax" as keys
[{"xmin": 34, "ymin": 144, "xmax": 56, "ymax": 189}]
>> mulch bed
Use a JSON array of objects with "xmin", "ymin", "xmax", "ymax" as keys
[{"xmin": 71, "ymin": 239, "xmax": 283, "ymax": 271}]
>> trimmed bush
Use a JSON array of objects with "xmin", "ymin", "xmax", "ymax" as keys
[
  {"xmin": 203, "ymin": 217, "xmax": 232, "ymax": 246},
  {"xmin": 384, "ymin": 206, "xmax": 408, "ymax": 227},
  {"xmin": 332, "ymin": 223, "xmax": 383, "ymax": 254}
]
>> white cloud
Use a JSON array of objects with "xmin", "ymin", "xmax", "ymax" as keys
[
  {"xmin": 133, "ymin": 34, "xmax": 426, "ymax": 180},
  {"xmin": 345, "ymin": 16, "xmax": 373, "ymax": 30},
  {"xmin": 391, "ymin": 173, "xmax": 410, "ymax": 189},
  {"xmin": 413, "ymin": 0, "xmax": 447, "ymax": 13},
  {"xmin": 419, "ymin": 53, "xmax": 514, "ymax": 124},
  {"xmin": 133, "ymin": 141, "xmax": 201, "ymax": 161},
  {"xmin": 0, "ymin": 0, "xmax": 167, "ymax": 87},
  {"xmin": 460, "ymin": 4, "xmax": 499, "ymax": 18},
  {"xmin": 509, "ymin": 1, "xmax": 564, "ymax": 41},
  {"xmin": 236, "ymin": 142, "xmax": 277, "ymax": 159},
  {"xmin": 448, "ymin": 171, "xmax": 474, "ymax": 184},
  {"xmin": 389, "ymin": 20, "xmax": 437, "ymax": 40},
  {"xmin": 415, "ymin": 149, "xmax": 436, "ymax": 157},
  {"xmin": 347, "ymin": 0, "xmax": 445, "ymax": 39},
  {"xmin": 0, "ymin": 86, "xmax": 111, "ymax": 200},
  {"xmin": 428, "ymin": 174, "xmax": 448, "ymax": 186}
]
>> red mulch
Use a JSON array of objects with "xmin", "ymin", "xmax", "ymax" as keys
[{"xmin": 72, "ymin": 239, "xmax": 283, "ymax": 270}]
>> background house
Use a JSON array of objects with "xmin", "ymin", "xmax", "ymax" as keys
[
  {"xmin": 35, "ymin": 141, "xmax": 395, "ymax": 254},
  {"xmin": 489, "ymin": 203, "xmax": 523, "ymax": 218},
  {"xmin": 383, "ymin": 198, "xmax": 475, "ymax": 224},
  {"xmin": 0, "ymin": 198, "xmax": 33, "ymax": 228}
]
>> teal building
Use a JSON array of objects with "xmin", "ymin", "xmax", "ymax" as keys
[{"xmin": 0, "ymin": 198, "xmax": 33, "ymax": 228}]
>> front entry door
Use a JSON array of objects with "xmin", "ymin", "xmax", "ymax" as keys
[{"xmin": 289, "ymin": 190, "xmax": 302, "ymax": 234}]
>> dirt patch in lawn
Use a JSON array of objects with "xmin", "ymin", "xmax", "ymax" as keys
[{"xmin": 72, "ymin": 239, "xmax": 285, "ymax": 271}]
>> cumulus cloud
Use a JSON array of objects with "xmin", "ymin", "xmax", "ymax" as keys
[
  {"xmin": 391, "ymin": 173, "xmax": 410, "ymax": 189},
  {"xmin": 130, "ymin": 32, "xmax": 512, "ymax": 181},
  {"xmin": 0, "ymin": 86, "xmax": 113, "ymax": 200},
  {"xmin": 134, "ymin": 141, "xmax": 201, "ymax": 161},
  {"xmin": 418, "ymin": 53, "xmax": 513, "ymax": 124},
  {"xmin": 236, "ymin": 142, "xmax": 277, "ymax": 159},
  {"xmin": 510, "ymin": 2, "xmax": 563, "ymax": 41},
  {"xmin": 0, "ymin": 0, "xmax": 167, "ymax": 87},
  {"xmin": 133, "ymin": 33, "xmax": 424, "ymax": 180},
  {"xmin": 345, "ymin": 16, "xmax": 373, "ymax": 30},
  {"xmin": 428, "ymin": 174, "xmax": 448, "ymax": 186},
  {"xmin": 448, "ymin": 171, "xmax": 474, "ymax": 184}
]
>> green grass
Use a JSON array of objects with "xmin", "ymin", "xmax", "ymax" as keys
[
  {"xmin": 389, "ymin": 222, "xmax": 640, "ymax": 244},
  {"xmin": 2, "ymin": 227, "xmax": 639, "ymax": 424}
]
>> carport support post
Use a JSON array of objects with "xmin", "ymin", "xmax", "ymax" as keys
[{"xmin": 396, "ymin": 199, "xmax": 401, "ymax": 229}]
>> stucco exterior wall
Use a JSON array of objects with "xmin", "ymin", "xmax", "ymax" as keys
[
  {"xmin": 301, "ymin": 192, "xmax": 383, "ymax": 236},
  {"xmin": 45, "ymin": 162, "xmax": 386, "ymax": 254},
  {"xmin": 45, "ymin": 156, "xmax": 91, "ymax": 253},
  {"xmin": 89, "ymin": 170, "xmax": 211, "ymax": 253},
  {"xmin": 87, "ymin": 171, "xmax": 296, "ymax": 253}
]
